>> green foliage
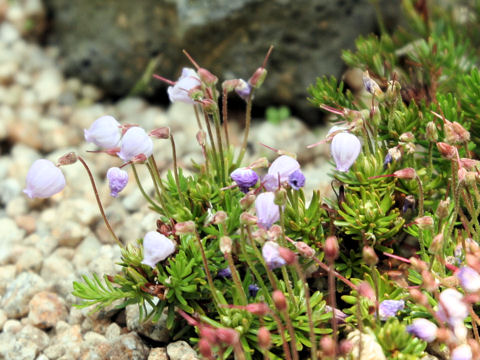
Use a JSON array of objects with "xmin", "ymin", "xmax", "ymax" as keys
[
  {"xmin": 265, "ymin": 106, "xmax": 291, "ymax": 125},
  {"xmin": 376, "ymin": 318, "xmax": 427, "ymax": 359}
]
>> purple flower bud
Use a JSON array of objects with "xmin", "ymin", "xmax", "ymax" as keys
[
  {"xmin": 117, "ymin": 126, "xmax": 153, "ymax": 162},
  {"xmin": 230, "ymin": 167, "xmax": 259, "ymax": 193},
  {"xmin": 457, "ymin": 266, "xmax": 480, "ymax": 293},
  {"xmin": 84, "ymin": 115, "xmax": 121, "ymax": 149},
  {"xmin": 325, "ymin": 305, "xmax": 348, "ymax": 323},
  {"xmin": 23, "ymin": 159, "xmax": 66, "ymax": 199},
  {"xmin": 234, "ymin": 79, "xmax": 253, "ymax": 101},
  {"xmin": 255, "ymin": 192, "xmax": 280, "ymax": 229},
  {"xmin": 264, "ymin": 155, "xmax": 300, "ymax": 191},
  {"xmin": 378, "ymin": 300, "xmax": 405, "ymax": 321},
  {"xmin": 217, "ymin": 267, "xmax": 232, "ymax": 279},
  {"xmin": 383, "ymin": 152, "xmax": 393, "ymax": 169},
  {"xmin": 262, "ymin": 241, "xmax": 286, "ymax": 269},
  {"xmin": 330, "ymin": 132, "xmax": 361, "ymax": 172},
  {"xmin": 141, "ymin": 231, "xmax": 176, "ymax": 268},
  {"xmin": 107, "ymin": 167, "xmax": 129, "ymax": 197},
  {"xmin": 451, "ymin": 344, "xmax": 473, "ymax": 360},
  {"xmin": 437, "ymin": 288, "xmax": 468, "ymax": 325},
  {"xmin": 248, "ymin": 284, "xmax": 260, "ymax": 297},
  {"xmin": 406, "ymin": 318, "xmax": 438, "ymax": 342},
  {"xmin": 288, "ymin": 169, "xmax": 305, "ymax": 190},
  {"xmin": 167, "ymin": 68, "xmax": 201, "ymax": 104}
]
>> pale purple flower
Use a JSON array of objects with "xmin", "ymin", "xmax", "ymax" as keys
[
  {"xmin": 457, "ymin": 266, "xmax": 480, "ymax": 293},
  {"xmin": 84, "ymin": 115, "xmax": 121, "ymax": 149},
  {"xmin": 141, "ymin": 231, "xmax": 176, "ymax": 268},
  {"xmin": 288, "ymin": 169, "xmax": 305, "ymax": 190},
  {"xmin": 167, "ymin": 68, "xmax": 201, "ymax": 104},
  {"xmin": 406, "ymin": 318, "xmax": 438, "ymax": 342},
  {"xmin": 248, "ymin": 284, "xmax": 260, "ymax": 297},
  {"xmin": 262, "ymin": 241, "xmax": 286, "ymax": 269},
  {"xmin": 325, "ymin": 305, "xmax": 348, "ymax": 323},
  {"xmin": 451, "ymin": 344, "xmax": 473, "ymax": 360},
  {"xmin": 437, "ymin": 288, "xmax": 468, "ymax": 325},
  {"xmin": 23, "ymin": 159, "xmax": 66, "ymax": 199},
  {"xmin": 255, "ymin": 192, "xmax": 280, "ymax": 229},
  {"xmin": 264, "ymin": 155, "xmax": 300, "ymax": 191},
  {"xmin": 379, "ymin": 300, "xmax": 405, "ymax": 321},
  {"xmin": 217, "ymin": 267, "xmax": 232, "ymax": 279},
  {"xmin": 235, "ymin": 79, "xmax": 252, "ymax": 101},
  {"xmin": 117, "ymin": 126, "xmax": 153, "ymax": 162},
  {"xmin": 107, "ymin": 167, "xmax": 129, "ymax": 197},
  {"xmin": 230, "ymin": 167, "xmax": 258, "ymax": 193},
  {"xmin": 331, "ymin": 132, "xmax": 361, "ymax": 172}
]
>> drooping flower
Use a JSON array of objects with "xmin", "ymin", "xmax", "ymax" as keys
[
  {"xmin": 84, "ymin": 115, "xmax": 121, "ymax": 149},
  {"xmin": 234, "ymin": 79, "xmax": 253, "ymax": 101},
  {"xmin": 167, "ymin": 68, "xmax": 201, "ymax": 104},
  {"xmin": 255, "ymin": 192, "xmax": 280, "ymax": 229},
  {"xmin": 23, "ymin": 159, "xmax": 66, "ymax": 199},
  {"xmin": 106, "ymin": 167, "xmax": 129, "ymax": 197},
  {"xmin": 230, "ymin": 167, "xmax": 259, "ymax": 193},
  {"xmin": 262, "ymin": 241, "xmax": 286, "ymax": 269},
  {"xmin": 378, "ymin": 300, "xmax": 405, "ymax": 321},
  {"xmin": 117, "ymin": 126, "xmax": 153, "ymax": 162},
  {"xmin": 406, "ymin": 318, "xmax": 438, "ymax": 342},
  {"xmin": 248, "ymin": 284, "xmax": 260, "ymax": 297},
  {"xmin": 457, "ymin": 266, "xmax": 480, "ymax": 293},
  {"xmin": 141, "ymin": 231, "xmax": 176, "ymax": 268},
  {"xmin": 330, "ymin": 132, "xmax": 361, "ymax": 172},
  {"xmin": 263, "ymin": 155, "xmax": 300, "ymax": 191},
  {"xmin": 451, "ymin": 344, "xmax": 473, "ymax": 360},
  {"xmin": 437, "ymin": 288, "xmax": 468, "ymax": 326},
  {"xmin": 288, "ymin": 169, "xmax": 305, "ymax": 190}
]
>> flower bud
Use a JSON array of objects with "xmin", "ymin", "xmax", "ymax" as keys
[
  {"xmin": 339, "ymin": 339, "xmax": 353, "ymax": 356},
  {"xmin": 198, "ymin": 338, "xmax": 213, "ymax": 359},
  {"xmin": 255, "ymin": 192, "xmax": 280, "ymax": 229},
  {"xmin": 200, "ymin": 99, "xmax": 218, "ymax": 113},
  {"xmin": 199, "ymin": 326, "xmax": 217, "ymax": 345},
  {"xmin": 357, "ymin": 282, "xmax": 375, "ymax": 301},
  {"xmin": 430, "ymin": 234, "xmax": 443, "ymax": 253},
  {"xmin": 320, "ymin": 336, "xmax": 336, "ymax": 357},
  {"xmin": 248, "ymin": 284, "xmax": 260, "ymax": 297},
  {"xmin": 196, "ymin": 130, "xmax": 206, "ymax": 146},
  {"xmin": 248, "ymin": 157, "xmax": 269, "ymax": 170},
  {"xmin": 414, "ymin": 216, "xmax": 434, "ymax": 230},
  {"xmin": 245, "ymin": 303, "xmax": 270, "ymax": 316},
  {"xmin": 197, "ymin": 68, "xmax": 218, "ymax": 85},
  {"xmin": 458, "ymin": 167, "xmax": 467, "ymax": 184},
  {"xmin": 249, "ymin": 67, "xmax": 267, "ymax": 88},
  {"xmin": 84, "ymin": 115, "xmax": 121, "ymax": 149},
  {"xmin": 234, "ymin": 79, "xmax": 253, "ymax": 101},
  {"xmin": 362, "ymin": 246, "xmax": 378, "ymax": 266},
  {"xmin": 240, "ymin": 212, "xmax": 257, "ymax": 226},
  {"xmin": 278, "ymin": 246, "xmax": 297, "ymax": 265},
  {"xmin": 274, "ymin": 188, "xmax": 287, "ymax": 206},
  {"xmin": 436, "ymin": 199, "xmax": 450, "ymax": 219},
  {"xmin": 362, "ymin": 71, "xmax": 383, "ymax": 96},
  {"xmin": 149, "ymin": 127, "xmax": 170, "ymax": 139},
  {"xmin": 174, "ymin": 221, "xmax": 196, "ymax": 235},
  {"xmin": 219, "ymin": 236, "xmax": 232, "ymax": 254},
  {"xmin": 460, "ymin": 158, "xmax": 479, "ymax": 170},
  {"xmin": 57, "ymin": 152, "xmax": 77, "ymax": 166},
  {"xmin": 267, "ymin": 225, "xmax": 283, "ymax": 241},
  {"xmin": 409, "ymin": 288, "xmax": 428, "ymax": 306},
  {"xmin": 262, "ymin": 241, "xmax": 286, "ymax": 269},
  {"xmin": 240, "ymin": 194, "xmax": 256, "ymax": 210},
  {"xmin": 406, "ymin": 318, "xmax": 438, "ymax": 342},
  {"xmin": 272, "ymin": 290, "xmax": 287, "ymax": 311},
  {"xmin": 393, "ymin": 167, "xmax": 416, "ymax": 180},
  {"xmin": 213, "ymin": 211, "xmax": 227, "ymax": 225},
  {"xmin": 399, "ymin": 132, "xmax": 415, "ymax": 142},
  {"xmin": 409, "ymin": 257, "xmax": 428, "ymax": 272},
  {"xmin": 457, "ymin": 266, "xmax": 480, "ymax": 293},
  {"xmin": 331, "ymin": 132, "xmax": 361, "ymax": 172},
  {"xmin": 215, "ymin": 328, "xmax": 239, "ymax": 346},
  {"xmin": 437, "ymin": 142, "xmax": 458, "ymax": 159},
  {"xmin": 107, "ymin": 167, "xmax": 129, "ymax": 197},
  {"xmin": 421, "ymin": 270, "xmax": 438, "ymax": 292},
  {"xmin": 141, "ymin": 231, "xmax": 176, "ymax": 268},
  {"xmin": 425, "ymin": 121, "xmax": 438, "ymax": 142},
  {"xmin": 117, "ymin": 126, "xmax": 153, "ymax": 162},
  {"xmin": 230, "ymin": 168, "xmax": 259, "ymax": 193},
  {"xmin": 258, "ymin": 326, "xmax": 271, "ymax": 350},
  {"xmin": 452, "ymin": 122, "xmax": 470, "ymax": 142},
  {"xmin": 324, "ymin": 236, "xmax": 339, "ymax": 261},
  {"xmin": 295, "ymin": 241, "xmax": 316, "ymax": 258},
  {"xmin": 167, "ymin": 68, "xmax": 201, "ymax": 104},
  {"xmin": 23, "ymin": 159, "xmax": 66, "ymax": 199}
]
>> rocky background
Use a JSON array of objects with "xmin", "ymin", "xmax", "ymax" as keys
[{"xmin": 0, "ymin": 0, "xmax": 384, "ymax": 359}]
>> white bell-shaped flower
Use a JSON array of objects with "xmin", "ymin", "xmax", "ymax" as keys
[
  {"xmin": 167, "ymin": 68, "xmax": 201, "ymax": 104},
  {"xmin": 117, "ymin": 126, "xmax": 153, "ymax": 162},
  {"xmin": 141, "ymin": 231, "xmax": 176, "ymax": 268},
  {"xmin": 84, "ymin": 115, "xmax": 121, "ymax": 149},
  {"xmin": 330, "ymin": 132, "xmax": 361, "ymax": 172},
  {"xmin": 263, "ymin": 155, "xmax": 300, "ymax": 191},
  {"xmin": 23, "ymin": 159, "xmax": 66, "ymax": 199}
]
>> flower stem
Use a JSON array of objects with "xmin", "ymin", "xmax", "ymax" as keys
[
  {"xmin": 78, "ymin": 156, "xmax": 121, "ymax": 246},
  {"xmin": 237, "ymin": 91, "xmax": 254, "ymax": 166},
  {"xmin": 222, "ymin": 87, "xmax": 230, "ymax": 148},
  {"xmin": 225, "ymin": 252, "xmax": 248, "ymax": 305},
  {"xmin": 131, "ymin": 163, "xmax": 164, "ymax": 214},
  {"xmin": 169, "ymin": 134, "xmax": 185, "ymax": 204}
]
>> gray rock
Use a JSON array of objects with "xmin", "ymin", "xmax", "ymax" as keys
[
  {"xmin": 15, "ymin": 246, "xmax": 43, "ymax": 272},
  {"xmin": 167, "ymin": 340, "xmax": 199, "ymax": 360},
  {"xmin": 148, "ymin": 348, "xmax": 168, "ymax": 360},
  {"xmin": 28, "ymin": 291, "xmax": 68, "ymax": 329},
  {"xmin": 0, "ymin": 217, "xmax": 26, "ymax": 265},
  {"xmin": 80, "ymin": 332, "xmax": 150, "ymax": 360},
  {"xmin": 0, "ymin": 265, "xmax": 16, "ymax": 296},
  {"xmin": 126, "ymin": 304, "xmax": 169, "ymax": 342},
  {"xmin": 43, "ymin": 321, "xmax": 83, "ymax": 359},
  {"xmin": 43, "ymin": 0, "xmax": 400, "ymax": 117},
  {"xmin": 0, "ymin": 271, "xmax": 47, "ymax": 318},
  {"xmin": 0, "ymin": 309, "xmax": 6, "ymax": 330}
]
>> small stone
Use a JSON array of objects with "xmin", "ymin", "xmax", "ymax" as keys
[
  {"xmin": 40, "ymin": 253, "xmax": 75, "ymax": 284},
  {"xmin": 149, "ymin": 347, "xmax": 168, "ymax": 360},
  {"xmin": 167, "ymin": 340, "xmax": 200, "ymax": 360},
  {"xmin": 18, "ymin": 324, "xmax": 50, "ymax": 351},
  {"xmin": 0, "ymin": 217, "xmax": 26, "ymax": 265},
  {"xmin": 0, "ymin": 309, "xmax": 7, "ymax": 330},
  {"xmin": 126, "ymin": 304, "xmax": 169, "ymax": 342},
  {"xmin": 0, "ymin": 272, "xmax": 47, "ymax": 318},
  {"xmin": 0, "ymin": 178, "xmax": 21, "ymax": 205},
  {"xmin": 105, "ymin": 323, "xmax": 122, "ymax": 340},
  {"xmin": 15, "ymin": 246, "xmax": 43, "ymax": 272},
  {"xmin": 28, "ymin": 291, "xmax": 68, "ymax": 329},
  {"xmin": 72, "ymin": 234, "xmax": 102, "ymax": 271},
  {"xmin": 14, "ymin": 214, "xmax": 36, "ymax": 234},
  {"xmin": 3, "ymin": 319, "xmax": 22, "ymax": 334},
  {"xmin": 55, "ymin": 220, "xmax": 91, "ymax": 247},
  {"xmin": 33, "ymin": 68, "xmax": 63, "ymax": 104},
  {"xmin": 0, "ymin": 265, "xmax": 16, "ymax": 295}
]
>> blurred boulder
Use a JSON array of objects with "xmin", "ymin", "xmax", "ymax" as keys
[{"xmin": 44, "ymin": 0, "xmax": 399, "ymax": 120}]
